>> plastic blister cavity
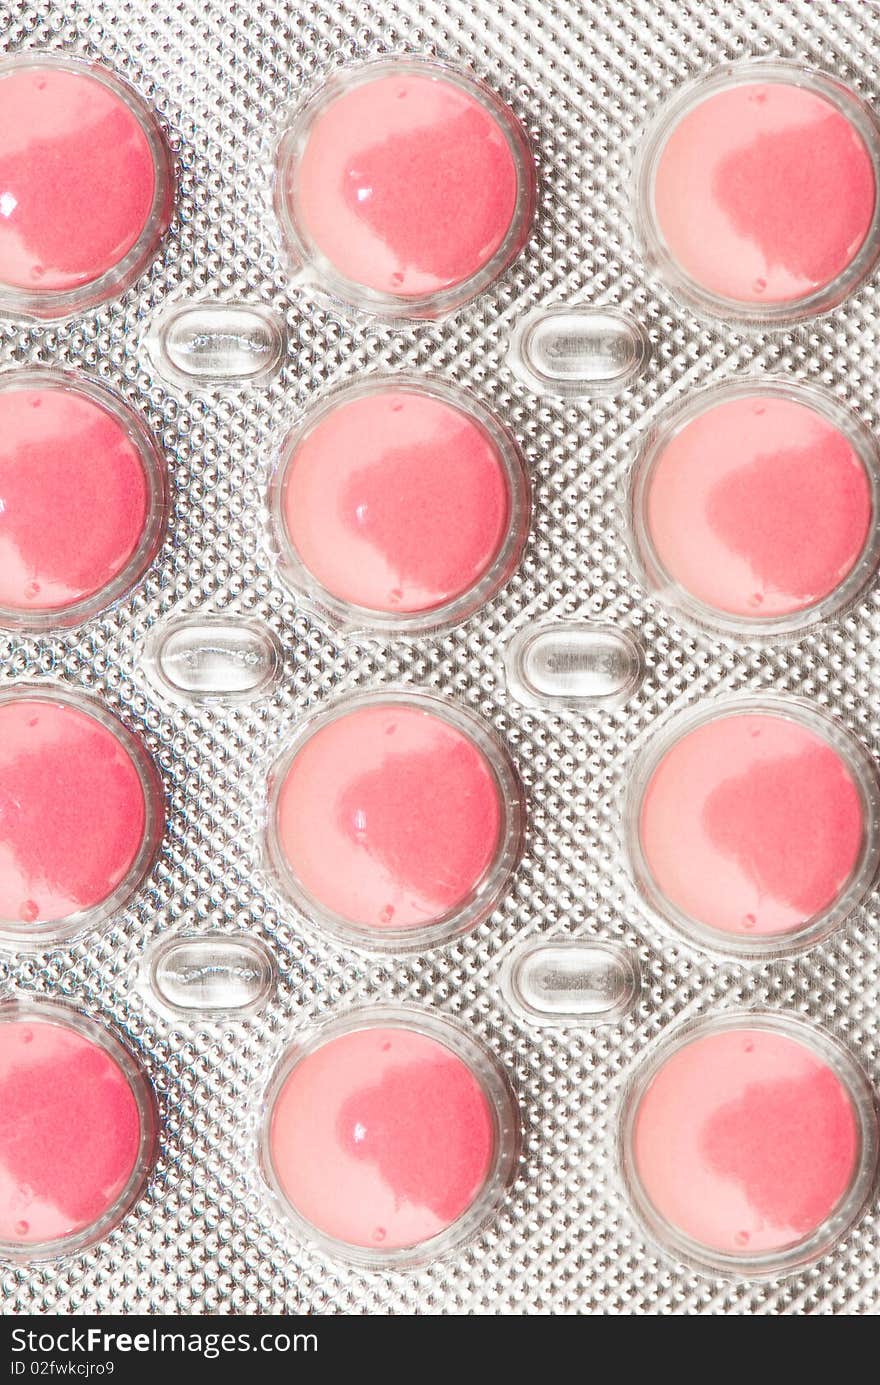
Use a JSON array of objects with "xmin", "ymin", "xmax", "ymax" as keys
[
  {"xmin": 146, "ymin": 615, "xmax": 282, "ymax": 703},
  {"xmin": 264, "ymin": 689, "xmax": 524, "ymax": 953},
  {"xmin": 634, "ymin": 62, "xmax": 880, "ymax": 324},
  {"xmin": 503, "ymin": 939, "xmax": 640, "ymax": 1026},
  {"xmin": 507, "ymin": 306, "xmax": 648, "ymax": 397},
  {"xmin": 270, "ymin": 375, "xmax": 530, "ymax": 635},
  {"xmin": 0, "ymin": 999, "xmax": 157, "ymax": 1261},
  {"xmin": 629, "ymin": 380, "xmax": 880, "ymax": 639},
  {"xmin": 261, "ymin": 1006, "xmax": 518, "ymax": 1267},
  {"xmin": 0, "ymin": 369, "xmax": 168, "ymax": 631},
  {"xmin": 0, "ymin": 53, "xmax": 173, "ymax": 321},
  {"xmin": 505, "ymin": 623, "xmax": 644, "ymax": 709},
  {"xmin": 0, "ymin": 684, "xmax": 164, "ymax": 949},
  {"xmin": 274, "ymin": 58, "xmax": 536, "ymax": 319},
  {"xmin": 620, "ymin": 1012, "xmax": 879, "ymax": 1278},
  {"xmin": 146, "ymin": 302, "xmax": 285, "ymax": 389},
  {"xmin": 627, "ymin": 696, "xmax": 880, "ymax": 957},
  {"xmin": 144, "ymin": 934, "xmax": 276, "ymax": 1019}
]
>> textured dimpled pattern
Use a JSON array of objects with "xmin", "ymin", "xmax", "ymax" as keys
[{"xmin": 1, "ymin": 0, "xmax": 880, "ymax": 1317}]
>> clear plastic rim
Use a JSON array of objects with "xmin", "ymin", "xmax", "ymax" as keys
[
  {"xmin": 0, "ymin": 53, "xmax": 174, "ymax": 322},
  {"xmin": 274, "ymin": 56, "xmax": 536, "ymax": 320},
  {"xmin": 620, "ymin": 1010, "xmax": 879, "ymax": 1278},
  {"xmin": 269, "ymin": 373, "xmax": 531, "ymax": 636},
  {"xmin": 0, "ymin": 368, "xmax": 169, "ymax": 632},
  {"xmin": 625, "ymin": 694, "xmax": 880, "ymax": 958},
  {"xmin": 629, "ymin": 378, "xmax": 880, "ymax": 640},
  {"xmin": 0, "ymin": 997, "xmax": 158, "ymax": 1261},
  {"xmin": 0, "ymin": 683, "xmax": 165, "ymax": 949},
  {"xmin": 634, "ymin": 60, "xmax": 880, "ymax": 325},
  {"xmin": 261, "ymin": 1004, "xmax": 519, "ymax": 1269},
  {"xmin": 265, "ymin": 688, "xmax": 525, "ymax": 953}
]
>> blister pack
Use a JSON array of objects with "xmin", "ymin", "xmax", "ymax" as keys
[{"xmin": 1, "ymin": 0, "xmax": 880, "ymax": 1318}]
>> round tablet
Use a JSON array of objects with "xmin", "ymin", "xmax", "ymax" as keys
[
  {"xmin": 278, "ymin": 384, "xmax": 522, "ymax": 624},
  {"xmin": 0, "ymin": 691, "xmax": 162, "ymax": 939},
  {"xmin": 640, "ymin": 391, "xmax": 875, "ymax": 627},
  {"xmin": 0, "ymin": 1006, "xmax": 155, "ymax": 1254},
  {"xmin": 266, "ymin": 1022, "xmax": 499, "ymax": 1254},
  {"xmin": 628, "ymin": 1021, "xmax": 869, "ymax": 1269},
  {"xmin": 0, "ymin": 377, "xmax": 165, "ymax": 626},
  {"xmin": 635, "ymin": 706, "xmax": 870, "ymax": 947},
  {"xmin": 270, "ymin": 698, "xmax": 517, "ymax": 944},
  {"xmin": 646, "ymin": 73, "xmax": 878, "ymax": 313},
  {"xmin": 0, "ymin": 58, "xmax": 172, "ymax": 315},
  {"xmin": 279, "ymin": 64, "xmax": 533, "ymax": 312}
]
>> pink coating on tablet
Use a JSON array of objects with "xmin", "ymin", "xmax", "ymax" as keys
[
  {"xmin": 632, "ymin": 1026, "xmax": 859, "ymax": 1258},
  {"xmin": 0, "ymin": 65, "xmax": 157, "ymax": 295},
  {"xmin": 0, "ymin": 697, "xmax": 148, "ymax": 926},
  {"xmin": 268, "ymin": 1025, "xmax": 495, "ymax": 1251},
  {"xmin": 291, "ymin": 71, "xmax": 520, "ymax": 299},
  {"xmin": 274, "ymin": 703, "xmax": 502, "ymax": 932},
  {"xmin": 638, "ymin": 711, "xmax": 864, "ymax": 940},
  {"xmin": 652, "ymin": 81, "xmax": 875, "ymax": 306},
  {"xmin": 281, "ymin": 388, "xmax": 511, "ymax": 617},
  {"xmin": 645, "ymin": 394, "xmax": 873, "ymax": 621},
  {"xmin": 0, "ymin": 1016, "xmax": 142, "ymax": 1247},
  {"xmin": 0, "ymin": 384, "xmax": 151, "ymax": 618}
]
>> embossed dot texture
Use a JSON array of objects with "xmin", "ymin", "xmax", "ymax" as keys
[{"xmin": 0, "ymin": 0, "xmax": 879, "ymax": 1318}]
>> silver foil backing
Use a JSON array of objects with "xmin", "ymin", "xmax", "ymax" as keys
[{"xmin": 2, "ymin": 0, "xmax": 880, "ymax": 1315}]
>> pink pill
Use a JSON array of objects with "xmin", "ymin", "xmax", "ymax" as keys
[
  {"xmin": 0, "ymin": 58, "xmax": 171, "ymax": 313},
  {"xmin": 280, "ymin": 65, "xmax": 532, "ymax": 311},
  {"xmin": 0, "ymin": 692, "xmax": 162, "ymax": 939},
  {"xmin": 0, "ymin": 377, "xmax": 166, "ymax": 625},
  {"xmin": 278, "ymin": 384, "xmax": 523, "ymax": 624},
  {"xmin": 636, "ymin": 707, "xmax": 870, "ymax": 947},
  {"xmin": 648, "ymin": 74, "xmax": 878, "ymax": 312},
  {"xmin": 266, "ymin": 1021, "xmax": 500, "ymax": 1254},
  {"xmin": 0, "ymin": 1007, "xmax": 155, "ymax": 1254},
  {"xmin": 628, "ymin": 1021, "xmax": 869, "ymax": 1268},
  {"xmin": 640, "ymin": 391, "xmax": 875, "ymax": 626},
  {"xmin": 271, "ymin": 698, "xmax": 517, "ymax": 943}
]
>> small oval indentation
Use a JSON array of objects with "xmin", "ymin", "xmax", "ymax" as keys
[
  {"xmin": 149, "ymin": 303, "xmax": 285, "ymax": 387},
  {"xmin": 148, "ymin": 617, "xmax": 282, "ymax": 702},
  {"xmin": 508, "ymin": 307, "xmax": 648, "ymax": 396},
  {"xmin": 505, "ymin": 941, "xmax": 639, "ymax": 1026},
  {"xmin": 147, "ymin": 935, "xmax": 275, "ymax": 1017},
  {"xmin": 506, "ymin": 623, "xmax": 643, "ymax": 709}
]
